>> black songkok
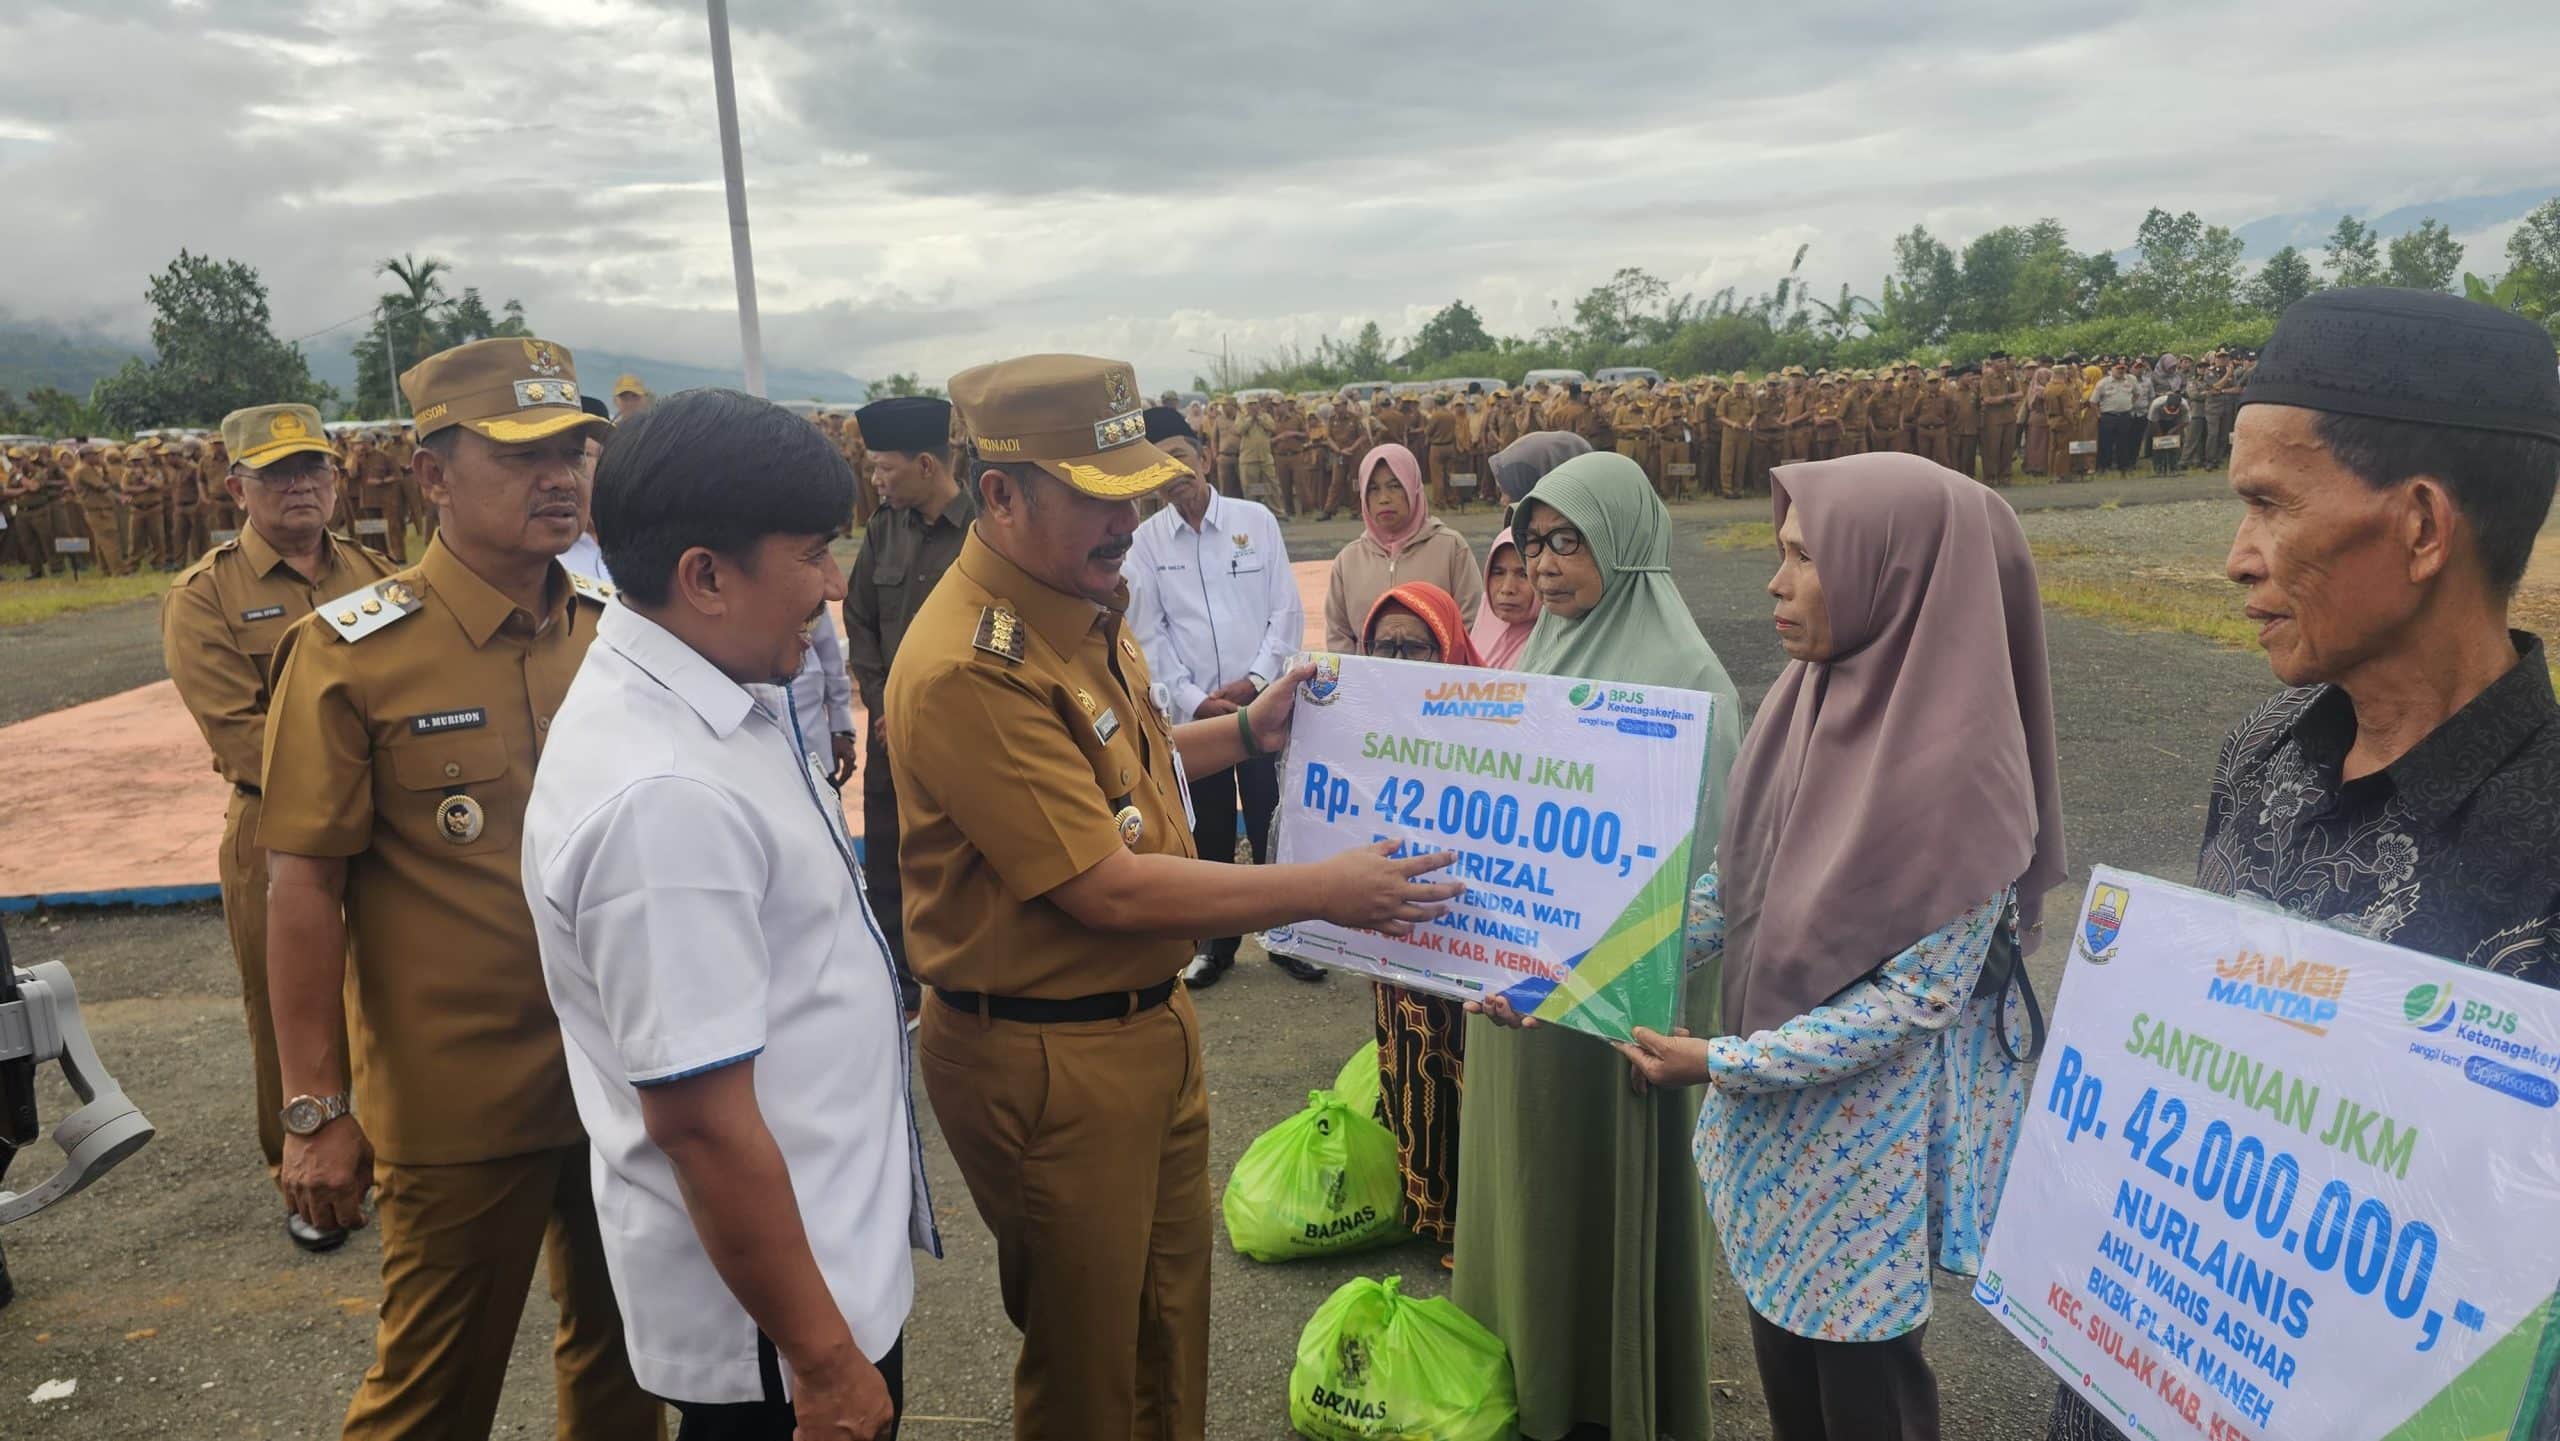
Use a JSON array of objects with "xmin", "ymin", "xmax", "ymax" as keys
[
  {"xmin": 1142, "ymin": 405, "xmax": 1197, "ymax": 445},
  {"xmin": 854, "ymin": 395, "xmax": 952, "ymax": 453},
  {"xmin": 2242, "ymin": 287, "xmax": 2560, "ymax": 444}
]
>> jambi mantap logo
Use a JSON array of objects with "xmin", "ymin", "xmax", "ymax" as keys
[
  {"xmin": 2079, "ymin": 883, "xmax": 2128, "ymax": 963},
  {"xmin": 2403, "ymin": 981, "xmax": 2460, "ymax": 1033},
  {"xmin": 1300, "ymin": 653, "xmax": 1343, "ymax": 706}
]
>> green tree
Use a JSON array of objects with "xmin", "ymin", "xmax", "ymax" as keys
[
  {"xmin": 2114, "ymin": 209, "xmax": 2242, "ymax": 318},
  {"xmin": 1407, "ymin": 301, "xmax": 1495, "ymax": 364},
  {"xmin": 2323, "ymin": 215, "xmax": 2384, "ymax": 286},
  {"xmin": 2384, "ymin": 218, "xmax": 2464, "ymax": 292},
  {"xmin": 1879, "ymin": 227, "xmax": 1959, "ymax": 342},
  {"xmin": 871, "ymin": 371, "xmax": 945, "ymax": 400},
  {"xmin": 1954, "ymin": 226, "xmax": 2028, "ymax": 333},
  {"xmin": 90, "ymin": 250, "xmax": 330, "ymax": 430},
  {"xmin": 1572, "ymin": 268, "xmax": 1671, "ymax": 350},
  {"xmin": 2243, "ymin": 246, "xmax": 2323, "ymax": 315},
  {"xmin": 1343, "ymin": 320, "xmax": 1393, "ymax": 378}
]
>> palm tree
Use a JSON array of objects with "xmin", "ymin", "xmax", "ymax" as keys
[{"xmin": 1808, "ymin": 285, "xmax": 1881, "ymax": 340}]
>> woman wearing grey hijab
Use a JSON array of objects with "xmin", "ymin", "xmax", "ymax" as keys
[
  {"xmin": 1489, "ymin": 429, "xmax": 1593, "ymax": 516},
  {"xmin": 1620, "ymin": 451, "xmax": 2067, "ymax": 1440}
]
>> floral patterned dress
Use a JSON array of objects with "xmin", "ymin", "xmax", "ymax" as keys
[{"xmin": 1688, "ymin": 869, "xmax": 2030, "ymax": 1341}]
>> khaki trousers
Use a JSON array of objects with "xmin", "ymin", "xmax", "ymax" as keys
[
  {"xmin": 360, "ymin": 486, "xmax": 409, "ymax": 562},
  {"xmin": 1984, "ymin": 418, "xmax": 2019, "ymax": 482},
  {"xmin": 1717, "ymin": 430, "xmax": 1751, "ymax": 496},
  {"xmin": 77, "ymin": 504, "xmax": 125, "ymax": 575},
  {"xmin": 220, "ymin": 789, "xmax": 287, "ymax": 1177},
  {"xmin": 341, "ymin": 1146, "xmax": 660, "ymax": 1441},
  {"xmin": 918, "ymin": 987, "xmax": 1211, "ymax": 1441}
]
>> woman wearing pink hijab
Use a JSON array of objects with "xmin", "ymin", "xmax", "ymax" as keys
[
  {"xmin": 1466, "ymin": 528, "xmax": 1539, "ymax": 670},
  {"xmin": 1618, "ymin": 451, "xmax": 2067, "ymax": 1440},
  {"xmin": 1322, "ymin": 442, "xmax": 1483, "ymax": 650}
]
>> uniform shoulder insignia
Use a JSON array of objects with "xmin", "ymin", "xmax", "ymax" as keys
[
  {"xmin": 971, "ymin": 604, "xmax": 1025, "ymax": 664},
  {"xmin": 567, "ymin": 570, "xmax": 616, "ymax": 606},
  {"xmin": 318, "ymin": 577, "xmax": 424, "ymax": 643}
]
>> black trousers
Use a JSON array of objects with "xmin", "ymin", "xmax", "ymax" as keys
[
  {"xmin": 860, "ymin": 740, "xmax": 919, "ymax": 1010},
  {"xmin": 1189, "ymin": 755, "xmax": 1279, "ymax": 962},
  {"xmin": 1748, "ymin": 1309, "xmax": 1938, "ymax": 1441},
  {"xmin": 672, "ymin": 1332, "xmax": 904, "ymax": 1440}
]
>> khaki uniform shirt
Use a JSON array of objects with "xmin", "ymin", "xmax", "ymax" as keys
[
  {"xmin": 163, "ymin": 525, "xmax": 402, "ymax": 786},
  {"xmin": 258, "ymin": 536, "xmax": 608, "ymax": 1165},
  {"xmin": 845, "ymin": 487, "xmax": 976, "ymax": 719},
  {"xmin": 887, "ymin": 531, "xmax": 1197, "ymax": 1000}
]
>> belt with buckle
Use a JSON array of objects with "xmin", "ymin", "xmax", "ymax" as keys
[{"xmin": 934, "ymin": 978, "xmax": 1179, "ymax": 1024}]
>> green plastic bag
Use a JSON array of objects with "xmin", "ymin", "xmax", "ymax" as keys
[
  {"xmin": 1333, "ymin": 1039, "xmax": 1382, "ymax": 1123},
  {"xmin": 1222, "ymin": 1090, "xmax": 1406, "ymax": 1262},
  {"xmin": 1289, "ymin": 1275, "xmax": 1519, "ymax": 1441}
]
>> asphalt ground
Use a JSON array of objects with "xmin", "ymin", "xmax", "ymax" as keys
[{"xmin": 1, "ymin": 471, "xmax": 2277, "ymax": 1438}]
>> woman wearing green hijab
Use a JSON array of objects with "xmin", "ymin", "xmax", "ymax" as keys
[{"xmin": 1455, "ymin": 451, "xmax": 1742, "ymax": 1439}]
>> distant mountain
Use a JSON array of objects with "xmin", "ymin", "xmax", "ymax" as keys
[
  {"xmin": 0, "ymin": 321, "xmax": 143, "ymax": 399},
  {"xmin": 0, "ymin": 320, "xmax": 868, "ymax": 415},
  {"xmin": 2109, "ymin": 184, "xmax": 2556, "ymax": 266},
  {"xmin": 302, "ymin": 333, "xmax": 868, "ymax": 415}
]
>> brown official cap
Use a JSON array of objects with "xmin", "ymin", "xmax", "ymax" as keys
[
  {"xmin": 221, "ymin": 403, "xmax": 338, "ymax": 470},
  {"xmin": 399, "ymin": 337, "xmax": 608, "ymax": 444},
  {"xmin": 613, "ymin": 374, "xmax": 647, "ymax": 397},
  {"xmin": 947, "ymin": 353, "xmax": 1187, "ymax": 498}
]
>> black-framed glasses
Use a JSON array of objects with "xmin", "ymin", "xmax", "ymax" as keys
[
  {"xmin": 1369, "ymin": 637, "xmax": 1443, "ymax": 662},
  {"xmin": 1516, "ymin": 525, "xmax": 1585, "ymax": 559}
]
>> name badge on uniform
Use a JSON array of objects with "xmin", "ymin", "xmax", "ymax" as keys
[
  {"xmin": 409, "ymin": 707, "xmax": 488, "ymax": 736},
  {"xmin": 1094, "ymin": 707, "xmax": 1120, "ymax": 744},
  {"xmin": 240, "ymin": 604, "xmax": 286, "ymax": 622}
]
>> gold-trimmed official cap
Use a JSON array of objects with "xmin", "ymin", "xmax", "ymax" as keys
[
  {"xmin": 612, "ymin": 373, "xmax": 647, "ymax": 398},
  {"xmin": 399, "ymin": 337, "xmax": 609, "ymax": 444},
  {"xmin": 947, "ymin": 353, "xmax": 1186, "ymax": 498},
  {"xmin": 220, "ymin": 404, "xmax": 338, "ymax": 470}
]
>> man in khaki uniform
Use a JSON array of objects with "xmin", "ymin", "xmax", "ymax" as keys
[
  {"xmin": 260, "ymin": 339, "xmax": 656, "ymax": 1440},
  {"xmin": 72, "ymin": 443, "xmax": 127, "ymax": 575},
  {"xmin": 1211, "ymin": 397, "xmax": 1242, "ymax": 496},
  {"xmin": 1912, "ymin": 371, "xmax": 1956, "ymax": 467},
  {"xmin": 1270, "ymin": 398, "xmax": 1311, "ymax": 518},
  {"xmin": 1320, "ymin": 400, "xmax": 1367, "ymax": 518},
  {"xmin": 171, "ymin": 439, "xmax": 211, "ymax": 562},
  {"xmin": 610, "ymin": 373, "xmax": 650, "ymax": 422},
  {"xmin": 1236, "ymin": 396, "xmax": 1279, "ymax": 504},
  {"xmin": 163, "ymin": 405, "xmax": 401, "ymax": 1250},
  {"xmin": 128, "ymin": 440, "xmax": 175, "ymax": 571},
  {"xmin": 1950, "ymin": 367, "xmax": 1984, "ymax": 479},
  {"xmin": 352, "ymin": 431, "xmax": 410, "ymax": 562},
  {"xmin": 1979, "ymin": 356, "xmax": 2023, "ymax": 484},
  {"xmin": 891, "ymin": 355, "xmax": 1461, "ymax": 1440}
]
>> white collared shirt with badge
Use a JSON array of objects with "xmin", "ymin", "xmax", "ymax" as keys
[
  {"xmin": 523, "ymin": 602, "xmax": 938, "ymax": 1405},
  {"xmin": 1124, "ymin": 491, "xmax": 1302, "ymax": 723}
]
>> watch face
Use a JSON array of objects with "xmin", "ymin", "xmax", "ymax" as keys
[{"xmin": 283, "ymin": 1098, "xmax": 322, "ymax": 1133}]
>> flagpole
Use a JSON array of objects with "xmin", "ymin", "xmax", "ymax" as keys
[{"xmin": 705, "ymin": 0, "xmax": 767, "ymax": 397}]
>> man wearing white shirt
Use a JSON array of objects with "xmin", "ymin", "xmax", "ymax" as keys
[
  {"xmin": 1125, "ymin": 407, "xmax": 1321, "ymax": 988},
  {"xmin": 525, "ymin": 389, "xmax": 936, "ymax": 1441}
]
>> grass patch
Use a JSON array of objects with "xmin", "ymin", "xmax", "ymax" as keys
[
  {"xmin": 1708, "ymin": 521, "xmax": 1776, "ymax": 552},
  {"xmin": 2039, "ymin": 577, "xmax": 2259, "ymax": 648},
  {"xmin": 0, "ymin": 569, "xmax": 173, "ymax": 627}
]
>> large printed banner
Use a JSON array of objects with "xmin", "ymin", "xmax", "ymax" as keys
[
  {"xmin": 1261, "ymin": 652, "xmax": 1715, "ymax": 1043},
  {"xmin": 1976, "ymin": 867, "xmax": 2560, "ymax": 1441}
]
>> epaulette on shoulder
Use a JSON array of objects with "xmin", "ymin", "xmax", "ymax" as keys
[
  {"xmin": 317, "ymin": 576, "xmax": 424, "ymax": 643},
  {"xmin": 173, "ymin": 539, "xmax": 235, "ymax": 586},
  {"xmin": 567, "ymin": 570, "xmax": 617, "ymax": 606},
  {"xmin": 971, "ymin": 604, "xmax": 1025, "ymax": 664}
]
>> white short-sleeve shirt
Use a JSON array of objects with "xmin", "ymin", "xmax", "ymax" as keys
[{"xmin": 525, "ymin": 602, "xmax": 938, "ymax": 1404}]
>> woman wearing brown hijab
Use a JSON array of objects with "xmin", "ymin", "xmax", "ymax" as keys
[{"xmin": 1619, "ymin": 452, "xmax": 2066, "ymax": 1440}]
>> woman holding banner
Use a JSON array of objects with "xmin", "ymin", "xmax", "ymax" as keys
[
  {"xmin": 1360, "ymin": 581, "xmax": 1483, "ymax": 1258},
  {"xmin": 1458, "ymin": 450, "xmax": 1742, "ymax": 1441},
  {"xmin": 1322, "ymin": 443, "xmax": 1483, "ymax": 651},
  {"xmin": 1616, "ymin": 452, "xmax": 2067, "ymax": 1440}
]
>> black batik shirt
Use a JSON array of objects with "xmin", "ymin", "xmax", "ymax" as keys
[{"xmin": 2197, "ymin": 630, "xmax": 2560, "ymax": 988}]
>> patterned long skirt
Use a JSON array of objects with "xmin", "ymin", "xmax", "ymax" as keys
[{"xmin": 1373, "ymin": 984, "xmax": 1465, "ymax": 1244}]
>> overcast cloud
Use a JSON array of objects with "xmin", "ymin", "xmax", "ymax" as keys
[{"xmin": 4, "ymin": 0, "xmax": 2558, "ymax": 392}]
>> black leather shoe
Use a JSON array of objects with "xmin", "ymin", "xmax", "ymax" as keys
[
  {"xmin": 1180, "ymin": 953, "xmax": 1230, "ymax": 989},
  {"xmin": 1270, "ymin": 954, "xmax": 1327, "ymax": 983},
  {"xmin": 287, "ymin": 1213, "xmax": 350, "ymax": 1254},
  {"xmin": 0, "ymin": 1238, "xmax": 14, "ymax": 1310}
]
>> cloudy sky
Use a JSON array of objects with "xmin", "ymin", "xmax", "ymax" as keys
[{"xmin": 4, "ymin": 0, "xmax": 2559, "ymax": 393}]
